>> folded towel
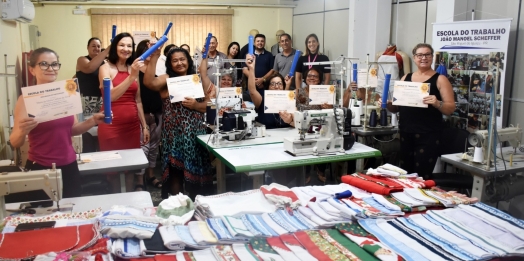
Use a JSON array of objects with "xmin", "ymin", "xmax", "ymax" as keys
[
  {"xmin": 158, "ymin": 226, "xmax": 185, "ymax": 250},
  {"xmin": 112, "ymin": 238, "xmax": 146, "ymax": 258},
  {"xmin": 221, "ymin": 215, "xmax": 254, "ymax": 239}
]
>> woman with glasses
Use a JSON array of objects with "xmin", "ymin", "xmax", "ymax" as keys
[
  {"xmin": 10, "ymin": 47, "xmax": 106, "ymax": 198},
  {"xmin": 98, "ymin": 33, "xmax": 150, "ymax": 192},
  {"xmin": 294, "ymin": 33, "xmax": 331, "ymax": 88},
  {"xmin": 387, "ymin": 43, "xmax": 454, "ymax": 179},
  {"xmin": 144, "ymin": 46, "xmax": 212, "ymax": 200}
]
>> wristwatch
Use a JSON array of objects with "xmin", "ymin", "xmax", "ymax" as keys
[
  {"xmin": 438, "ymin": 100, "xmax": 443, "ymax": 109},
  {"xmin": 262, "ymin": 78, "xmax": 266, "ymax": 82},
  {"xmin": 143, "ymin": 126, "xmax": 150, "ymax": 131}
]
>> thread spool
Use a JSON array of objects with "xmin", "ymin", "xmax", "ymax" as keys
[
  {"xmin": 352, "ymin": 106, "xmax": 361, "ymax": 126},
  {"xmin": 369, "ymin": 109, "xmax": 378, "ymax": 127},
  {"xmin": 473, "ymin": 147, "xmax": 484, "ymax": 163},
  {"xmin": 380, "ymin": 108, "xmax": 388, "ymax": 126},
  {"xmin": 357, "ymin": 100, "xmax": 363, "ymax": 115},
  {"xmin": 391, "ymin": 113, "xmax": 398, "ymax": 126}
]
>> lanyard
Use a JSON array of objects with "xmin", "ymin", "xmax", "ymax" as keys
[{"xmin": 308, "ymin": 54, "xmax": 318, "ymax": 69}]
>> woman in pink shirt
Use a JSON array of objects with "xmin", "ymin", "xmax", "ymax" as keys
[{"xmin": 10, "ymin": 47, "xmax": 106, "ymax": 199}]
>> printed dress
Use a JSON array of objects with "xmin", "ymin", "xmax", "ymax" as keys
[{"xmin": 161, "ymin": 98, "xmax": 212, "ymax": 193}]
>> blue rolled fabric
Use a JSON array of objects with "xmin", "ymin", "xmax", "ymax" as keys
[
  {"xmin": 139, "ymin": 35, "xmax": 168, "ymax": 61},
  {"xmin": 202, "ymin": 33, "xmax": 212, "ymax": 59},
  {"xmin": 381, "ymin": 74, "xmax": 391, "ymax": 108},
  {"xmin": 103, "ymin": 78, "xmax": 112, "ymax": 124},
  {"xmin": 248, "ymin": 35, "xmax": 254, "ymax": 55},
  {"xmin": 352, "ymin": 63, "xmax": 358, "ymax": 84},
  {"xmin": 111, "ymin": 25, "xmax": 117, "ymax": 42},
  {"xmin": 334, "ymin": 190, "xmax": 352, "ymax": 199},
  {"xmin": 288, "ymin": 49, "xmax": 301, "ymax": 77},
  {"xmin": 163, "ymin": 22, "xmax": 173, "ymax": 36}
]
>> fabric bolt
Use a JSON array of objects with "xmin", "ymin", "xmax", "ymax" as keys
[
  {"xmin": 326, "ymin": 198, "xmax": 357, "ymax": 219},
  {"xmin": 341, "ymin": 174, "xmax": 403, "ymax": 195},
  {"xmin": 318, "ymin": 229, "xmax": 362, "ymax": 261},
  {"xmin": 471, "ymin": 202, "xmax": 524, "ymax": 229},
  {"xmin": 458, "ymin": 204, "xmax": 524, "ymax": 240},
  {"xmin": 232, "ymin": 243, "xmax": 263, "ymax": 261},
  {"xmin": 188, "ymin": 221, "xmax": 218, "ymax": 245},
  {"xmin": 358, "ymin": 219, "xmax": 431, "ymax": 261},
  {"xmin": 158, "ymin": 226, "xmax": 185, "ymax": 250},
  {"xmin": 221, "ymin": 215, "xmax": 255, "ymax": 239},
  {"xmin": 292, "ymin": 210, "xmax": 317, "ymax": 229},
  {"xmin": 399, "ymin": 216, "xmax": 489, "ymax": 261},
  {"xmin": 143, "ymin": 228, "xmax": 171, "ymax": 253},
  {"xmin": 276, "ymin": 209, "xmax": 309, "ymax": 231},
  {"xmin": 260, "ymin": 183, "xmax": 302, "ymax": 209},
  {"xmin": 112, "ymin": 238, "xmax": 146, "ymax": 258},
  {"xmin": 266, "ymin": 237, "xmax": 301, "ymax": 260},
  {"xmin": 243, "ymin": 214, "xmax": 278, "ymax": 237},
  {"xmin": 371, "ymin": 194, "xmax": 401, "ymax": 212},
  {"xmin": 335, "ymin": 223, "xmax": 400, "ymax": 261},
  {"xmin": 268, "ymin": 211, "xmax": 298, "ymax": 232},
  {"xmin": 192, "ymin": 248, "xmax": 219, "ymax": 261},
  {"xmin": 436, "ymin": 208, "xmax": 524, "ymax": 252},
  {"xmin": 207, "ymin": 218, "xmax": 234, "ymax": 241},
  {"xmin": 424, "ymin": 211, "xmax": 509, "ymax": 256},
  {"xmin": 261, "ymin": 213, "xmax": 289, "ymax": 235},
  {"xmin": 212, "ymin": 245, "xmax": 241, "ymax": 261},
  {"xmin": 249, "ymin": 238, "xmax": 285, "ymax": 261},
  {"xmin": 387, "ymin": 219, "xmax": 460, "ymax": 261},
  {"xmin": 324, "ymin": 229, "xmax": 380, "ymax": 261},
  {"xmin": 279, "ymin": 234, "xmax": 318, "ymax": 261},
  {"xmin": 175, "ymin": 225, "xmax": 204, "ymax": 249},
  {"xmin": 294, "ymin": 230, "xmax": 350, "ymax": 261}
]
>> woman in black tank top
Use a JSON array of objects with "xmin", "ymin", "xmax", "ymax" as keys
[
  {"xmin": 75, "ymin": 37, "xmax": 110, "ymax": 115},
  {"xmin": 386, "ymin": 43, "xmax": 455, "ymax": 179}
]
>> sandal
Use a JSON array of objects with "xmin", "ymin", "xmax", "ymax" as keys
[
  {"xmin": 148, "ymin": 176, "xmax": 163, "ymax": 188},
  {"xmin": 135, "ymin": 184, "xmax": 146, "ymax": 191}
]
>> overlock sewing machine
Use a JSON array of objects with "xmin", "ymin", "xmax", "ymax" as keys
[
  {"xmin": 467, "ymin": 125, "xmax": 522, "ymax": 164},
  {"xmin": 284, "ymin": 108, "xmax": 355, "ymax": 156}
]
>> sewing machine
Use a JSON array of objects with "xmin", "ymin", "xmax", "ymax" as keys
[
  {"xmin": 209, "ymin": 109, "xmax": 264, "ymax": 141},
  {"xmin": 284, "ymin": 108, "xmax": 355, "ymax": 156},
  {"xmin": 0, "ymin": 167, "xmax": 62, "ymax": 219},
  {"xmin": 466, "ymin": 125, "xmax": 522, "ymax": 164}
]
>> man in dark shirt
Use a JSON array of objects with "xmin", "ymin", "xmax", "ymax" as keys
[{"xmin": 242, "ymin": 34, "xmax": 275, "ymax": 89}]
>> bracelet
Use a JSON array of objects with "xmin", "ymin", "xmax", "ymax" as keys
[
  {"xmin": 438, "ymin": 100, "xmax": 443, "ymax": 109},
  {"xmin": 143, "ymin": 126, "xmax": 150, "ymax": 131},
  {"xmin": 262, "ymin": 78, "xmax": 266, "ymax": 82}
]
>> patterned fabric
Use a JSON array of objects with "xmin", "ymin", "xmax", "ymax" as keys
[
  {"xmin": 296, "ymin": 87, "xmax": 322, "ymax": 111},
  {"xmin": 192, "ymin": 248, "xmax": 218, "ymax": 261},
  {"xmin": 232, "ymin": 244, "xmax": 262, "ymax": 261},
  {"xmin": 318, "ymin": 230, "xmax": 361, "ymax": 261},
  {"xmin": 243, "ymin": 214, "xmax": 278, "ymax": 237},
  {"xmin": 294, "ymin": 230, "xmax": 349, "ymax": 261},
  {"xmin": 266, "ymin": 237, "xmax": 301, "ymax": 260},
  {"xmin": 249, "ymin": 238, "xmax": 285, "ymax": 261},
  {"xmin": 212, "ymin": 245, "xmax": 241, "ymax": 261},
  {"xmin": 276, "ymin": 209, "xmax": 309, "ymax": 231},
  {"xmin": 324, "ymin": 229, "xmax": 380, "ymax": 261},
  {"xmin": 279, "ymin": 234, "xmax": 318, "ymax": 261},
  {"xmin": 260, "ymin": 183, "xmax": 302, "ymax": 209},
  {"xmin": 268, "ymin": 212, "xmax": 297, "ymax": 232},
  {"xmin": 83, "ymin": 96, "xmax": 103, "ymax": 115},
  {"xmin": 221, "ymin": 216, "xmax": 254, "ymax": 238},
  {"xmin": 292, "ymin": 210, "xmax": 317, "ymax": 229},
  {"xmin": 470, "ymin": 202, "xmax": 524, "ymax": 229},
  {"xmin": 240, "ymin": 215, "xmax": 263, "ymax": 237},
  {"xmin": 161, "ymin": 98, "xmax": 212, "ymax": 193},
  {"xmin": 206, "ymin": 218, "xmax": 234, "ymax": 241},
  {"xmin": 335, "ymin": 223, "xmax": 400, "ymax": 261}
]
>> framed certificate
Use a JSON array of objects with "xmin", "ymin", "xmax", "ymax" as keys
[
  {"xmin": 392, "ymin": 81, "xmax": 430, "ymax": 108},
  {"xmin": 166, "ymin": 74, "xmax": 205, "ymax": 103},
  {"xmin": 21, "ymin": 79, "xmax": 83, "ymax": 123},
  {"xmin": 309, "ymin": 85, "xmax": 335, "ymax": 105},
  {"xmin": 264, "ymin": 90, "xmax": 296, "ymax": 113}
]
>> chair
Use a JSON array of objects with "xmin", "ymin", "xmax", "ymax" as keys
[{"xmin": 431, "ymin": 127, "xmax": 473, "ymax": 192}]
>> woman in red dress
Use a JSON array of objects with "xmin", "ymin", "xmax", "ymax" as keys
[{"xmin": 98, "ymin": 32, "xmax": 150, "ymax": 192}]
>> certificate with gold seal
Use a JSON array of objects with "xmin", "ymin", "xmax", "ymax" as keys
[
  {"xmin": 166, "ymin": 74, "xmax": 205, "ymax": 103},
  {"xmin": 217, "ymin": 87, "xmax": 242, "ymax": 99},
  {"xmin": 309, "ymin": 85, "xmax": 335, "ymax": 105},
  {"xmin": 392, "ymin": 81, "xmax": 430, "ymax": 108},
  {"xmin": 357, "ymin": 68, "xmax": 378, "ymax": 88},
  {"xmin": 264, "ymin": 90, "xmax": 296, "ymax": 113},
  {"xmin": 21, "ymin": 79, "xmax": 83, "ymax": 123}
]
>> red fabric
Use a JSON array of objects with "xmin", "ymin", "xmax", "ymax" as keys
[
  {"xmin": 424, "ymin": 180, "xmax": 436, "ymax": 188},
  {"xmin": 98, "ymin": 70, "xmax": 140, "ymax": 151},
  {"xmin": 293, "ymin": 231, "xmax": 335, "ymax": 261},
  {"xmin": 0, "ymin": 224, "xmax": 95, "ymax": 259},
  {"xmin": 266, "ymin": 237, "xmax": 292, "ymax": 251},
  {"xmin": 382, "ymin": 45, "xmax": 404, "ymax": 71},
  {"xmin": 260, "ymin": 186, "xmax": 300, "ymax": 204},
  {"xmin": 280, "ymin": 234, "xmax": 303, "ymax": 247},
  {"xmin": 83, "ymin": 238, "xmax": 110, "ymax": 255},
  {"xmin": 155, "ymin": 254, "xmax": 178, "ymax": 261},
  {"xmin": 341, "ymin": 174, "xmax": 403, "ymax": 195}
]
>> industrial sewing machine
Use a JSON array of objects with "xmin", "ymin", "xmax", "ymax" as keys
[
  {"xmin": 284, "ymin": 108, "xmax": 355, "ymax": 156},
  {"xmin": 0, "ymin": 167, "xmax": 62, "ymax": 219},
  {"xmin": 466, "ymin": 125, "xmax": 522, "ymax": 164}
]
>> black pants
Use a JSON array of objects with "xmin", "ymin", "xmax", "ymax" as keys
[
  {"xmin": 161, "ymin": 165, "xmax": 213, "ymax": 201},
  {"xmin": 5, "ymin": 160, "xmax": 82, "ymax": 203},
  {"xmin": 399, "ymin": 132, "xmax": 441, "ymax": 180}
]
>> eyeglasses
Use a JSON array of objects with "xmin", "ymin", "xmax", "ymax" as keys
[
  {"xmin": 37, "ymin": 61, "xmax": 61, "ymax": 71},
  {"xmin": 270, "ymin": 82, "xmax": 283, "ymax": 87},
  {"xmin": 414, "ymin": 53, "xmax": 433, "ymax": 59},
  {"xmin": 307, "ymin": 74, "xmax": 319, "ymax": 79}
]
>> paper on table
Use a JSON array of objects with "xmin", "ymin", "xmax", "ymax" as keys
[
  {"xmin": 264, "ymin": 90, "xmax": 296, "ymax": 113},
  {"xmin": 309, "ymin": 85, "xmax": 335, "ymax": 105},
  {"xmin": 167, "ymin": 74, "xmax": 205, "ymax": 103},
  {"xmin": 392, "ymin": 81, "xmax": 430, "ymax": 108},
  {"xmin": 21, "ymin": 79, "xmax": 83, "ymax": 123},
  {"xmin": 357, "ymin": 68, "xmax": 378, "ymax": 88},
  {"xmin": 81, "ymin": 152, "xmax": 122, "ymax": 163}
]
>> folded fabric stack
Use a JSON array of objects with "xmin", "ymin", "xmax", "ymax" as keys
[
  {"xmin": 366, "ymin": 163, "xmax": 418, "ymax": 178},
  {"xmin": 194, "ymin": 189, "xmax": 277, "ymax": 220},
  {"xmin": 100, "ymin": 214, "xmax": 160, "ymax": 239},
  {"xmin": 112, "ymin": 238, "xmax": 147, "ymax": 258},
  {"xmin": 423, "ymin": 188, "xmax": 478, "ymax": 207},
  {"xmin": 156, "ymin": 193, "xmax": 195, "ymax": 226},
  {"xmin": 261, "ymin": 183, "xmax": 302, "ymax": 209}
]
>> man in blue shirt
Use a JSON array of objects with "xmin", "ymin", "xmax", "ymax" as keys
[{"xmin": 242, "ymin": 34, "xmax": 275, "ymax": 89}]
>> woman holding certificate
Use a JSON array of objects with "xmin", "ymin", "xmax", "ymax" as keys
[
  {"xmin": 387, "ymin": 43, "xmax": 455, "ymax": 179},
  {"xmin": 144, "ymin": 47, "xmax": 212, "ymax": 200},
  {"xmin": 10, "ymin": 47, "xmax": 106, "ymax": 199},
  {"xmin": 98, "ymin": 33, "xmax": 150, "ymax": 192}
]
